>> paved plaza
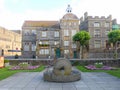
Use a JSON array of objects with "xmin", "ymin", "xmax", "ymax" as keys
[{"xmin": 0, "ymin": 70, "xmax": 120, "ymax": 90}]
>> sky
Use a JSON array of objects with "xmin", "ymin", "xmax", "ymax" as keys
[{"xmin": 0, "ymin": 0, "xmax": 120, "ymax": 30}]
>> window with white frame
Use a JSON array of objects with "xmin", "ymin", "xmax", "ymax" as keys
[
  {"xmin": 39, "ymin": 41, "xmax": 42, "ymax": 44},
  {"xmin": 94, "ymin": 22, "xmax": 100, "ymax": 27},
  {"xmin": 105, "ymin": 29, "xmax": 110, "ymax": 35},
  {"xmin": 24, "ymin": 30, "xmax": 30, "ymax": 35},
  {"xmin": 39, "ymin": 49, "xmax": 44, "ymax": 54},
  {"xmin": 32, "ymin": 30, "xmax": 36, "ymax": 35},
  {"xmin": 54, "ymin": 41, "xmax": 59, "ymax": 45},
  {"xmin": 94, "ymin": 40, "xmax": 101, "ymax": 48},
  {"xmin": 42, "ymin": 31, "xmax": 47, "ymax": 37},
  {"xmin": 45, "ymin": 49, "xmax": 49, "ymax": 54},
  {"xmin": 94, "ymin": 29, "xmax": 100, "ymax": 37},
  {"xmin": 54, "ymin": 31, "xmax": 59, "ymax": 37},
  {"xmin": 105, "ymin": 22, "xmax": 109, "ymax": 27},
  {"xmin": 64, "ymin": 50, "xmax": 69, "ymax": 54},
  {"xmin": 72, "ymin": 43, "xmax": 77, "ymax": 48},
  {"xmin": 24, "ymin": 42, "xmax": 29, "ymax": 51},
  {"xmin": 64, "ymin": 30, "xmax": 69, "ymax": 36},
  {"xmin": 64, "ymin": 22, "xmax": 66, "ymax": 26},
  {"xmin": 32, "ymin": 42, "xmax": 36, "ymax": 51},
  {"xmin": 69, "ymin": 22, "xmax": 71, "ymax": 26},
  {"xmin": 72, "ymin": 30, "xmax": 77, "ymax": 36},
  {"xmin": 43, "ymin": 41, "xmax": 49, "ymax": 44},
  {"xmin": 74, "ymin": 22, "xmax": 76, "ymax": 26},
  {"xmin": 64, "ymin": 41, "xmax": 69, "ymax": 46},
  {"xmin": 39, "ymin": 49, "xmax": 49, "ymax": 55}
]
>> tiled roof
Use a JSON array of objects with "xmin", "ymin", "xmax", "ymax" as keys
[{"xmin": 22, "ymin": 21, "xmax": 59, "ymax": 27}]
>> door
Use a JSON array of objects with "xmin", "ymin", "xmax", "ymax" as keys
[
  {"xmin": 56, "ymin": 48, "xmax": 61, "ymax": 58},
  {"xmin": 73, "ymin": 51, "xmax": 77, "ymax": 58}
]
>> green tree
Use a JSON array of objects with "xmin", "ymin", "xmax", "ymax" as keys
[
  {"xmin": 73, "ymin": 31, "xmax": 90, "ymax": 59},
  {"xmin": 108, "ymin": 30, "xmax": 120, "ymax": 46}
]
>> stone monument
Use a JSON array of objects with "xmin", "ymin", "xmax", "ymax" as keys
[{"xmin": 44, "ymin": 58, "xmax": 81, "ymax": 82}]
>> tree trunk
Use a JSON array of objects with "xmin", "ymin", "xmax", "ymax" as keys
[{"xmin": 79, "ymin": 46, "xmax": 82, "ymax": 59}]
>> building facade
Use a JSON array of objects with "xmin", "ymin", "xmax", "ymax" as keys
[
  {"xmin": 0, "ymin": 27, "xmax": 21, "ymax": 56},
  {"xmin": 22, "ymin": 5, "xmax": 79, "ymax": 58},
  {"xmin": 22, "ymin": 6, "xmax": 116, "ymax": 59},
  {"xmin": 80, "ymin": 12, "xmax": 112, "ymax": 50},
  {"xmin": 112, "ymin": 19, "xmax": 120, "ymax": 30}
]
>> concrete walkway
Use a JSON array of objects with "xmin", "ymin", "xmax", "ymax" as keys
[{"xmin": 0, "ymin": 71, "xmax": 120, "ymax": 90}]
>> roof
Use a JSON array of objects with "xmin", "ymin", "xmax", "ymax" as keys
[
  {"xmin": 22, "ymin": 21, "xmax": 59, "ymax": 27},
  {"xmin": 62, "ymin": 13, "xmax": 79, "ymax": 20}
]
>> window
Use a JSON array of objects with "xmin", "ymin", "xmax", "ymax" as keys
[
  {"xmin": 105, "ymin": 29, "xmax": 110, "ymax": 35},
  {"xmin": 72, "ymin": 30, "xmax": 76, "ymax": 36},
  {"xmin": 54, "ymin": 31, "xmax": 59, "ymax": 37},
  {"xmin": 74, "ymin": 22, "xmax": 77, "ymax": 26},
  {"xmin": 94, "ymin": 22, "xmax": 100, "ymax": 27},
  {"xmin": 42, "ymin": 31, "xmax": 47, "ymax": 37},
  {"xmin": 45, "ymin": 49, "xmax": 49, "ymax": 54},
  {"xmin": 32, "ymin": 30, "xmax": 36, "ymax": 35},
  {"xmin": 39, "ymin": 49, "xmax": 44, "ymax": 54},
  {"xmin": 105, "ymin": 23, "xmax": 109, "ymax": 27},
  {"xmin": 43, "ymin": 41, "xmax": 49, "ymax": 44},
  {"xmin": 69, "ymin": 22, "xmax": 71, "ymax": 26},
  {"xmin": 39, "ymin": 41, "xmax": 42, "ymax": 44},
  {"xmin": 24, "ymin": 42, "xmax": 29, "ymax": 51},
  {"xmin": 72, "ymin": 43, "xmax": 76, "ymax": 48},
  {"xmin": 39, "ymin": 49, "xmax": 49, "ymax": 55},
  {"xmin": 94, "ymin": 40, "xmax": 101, "ymax": 48},
  {"xmin": 64, "ymin": 22, "xmax": 66, "ymax": 26},
  {"xmin": 64, "ymin": 30, "xmax": 69, "ymax": 36},
  {"xmin": 64, "ymin": 41, "xmax": 69, "ymax": 46},
  {"xmin": 54, "ymin": 41, "xmax": 59, "ymax": 45},
  {"xmin": 24, "ymin": 30, "xmax": 30, "ymax": 35},
  {"xmin": 64, "ymin": 50, "xmax": 69, "ymax": 54},
  {"xmin": 94, "ymin": 29, "xmax": 100, "ymax": 37},
  {"xmin": 32, "ymin": 42, "xmax": 36, "ymax": 51}
]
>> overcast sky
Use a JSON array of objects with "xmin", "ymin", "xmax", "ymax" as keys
[{"xmin": 0, "ymin": 0, "xmax": 120, "ymax": 30}]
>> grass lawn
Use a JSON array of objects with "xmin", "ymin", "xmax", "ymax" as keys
[
  {"xmin": 76, "ymin": 65, "xmax": 120, "ymax": 78},
  {"xmin": 0, "ymin": 65, "xmax": 45, "ymax": 81}
]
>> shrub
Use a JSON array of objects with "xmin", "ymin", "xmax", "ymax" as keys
[
  {"xmin": 4, "ymin": 59, "xmax": 9, "ymax": 63},
  {"xmin": 19, "ymin": 62, "xmax": 29, "ymax": 69},
  {"xmin": 15, "ymin": 54, "xmax": 18, "ymax": 59},
  {"xmin": 94, "ymin": 62, "xmax": 103, "ymax": 68}
]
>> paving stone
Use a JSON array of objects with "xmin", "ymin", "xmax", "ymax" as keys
[
  {"xmin": 76, "ymin": 87, "xmax": 90, "ymax": 90},
  {"xmin": 0, "ymin": 70, "xmax": 120, "ymax": 90},
  {"xmin": 63, "ymin": 87, "xmax": 77, "ymax": 90},
  {"xmin": 50, "ymin": 87, "xmax": 62, "ymax": 90}
]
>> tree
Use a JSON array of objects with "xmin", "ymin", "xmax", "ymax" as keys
[
  {"xmin": 73, "ymin": 31, "xmax": 91, "ymax": 59},
  {"xmin": 108, "ymin": 30, "xmax": 120, "ymax": 46}
]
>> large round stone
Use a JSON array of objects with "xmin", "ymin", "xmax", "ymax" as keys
[
  {"xmin": 53, "ymin": 59, "xmax": 72, "ymax": 76},
  {"xmin": 43, "ymin": 58, "xmax": 81, "ymax": 82}
]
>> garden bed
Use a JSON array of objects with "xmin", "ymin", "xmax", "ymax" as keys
[{"xmin": 85, "ymin": 65, "xmax": 116, "ymax": 70}]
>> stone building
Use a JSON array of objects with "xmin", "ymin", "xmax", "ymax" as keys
[
  {"xmin": 22, "ymin": 5, "xmax": 79, "ymax": 58},
  {"xmin": 60, "ymin": 12, "xmax": 79, "ymax": 58},
  {"xmin": 112, "ymin": 19, "xmax": 120, "ymax": 30},
  {"xmin": 0, "ymin": 26, "xmax": 21, "ymax": 56},
  {"xmin": 22, "ymin": 21, "xmax": 60, "ymax": 58},
  {"xmin": 80, "ymin": 12, "xmax": 112, "ymax": 50}
]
